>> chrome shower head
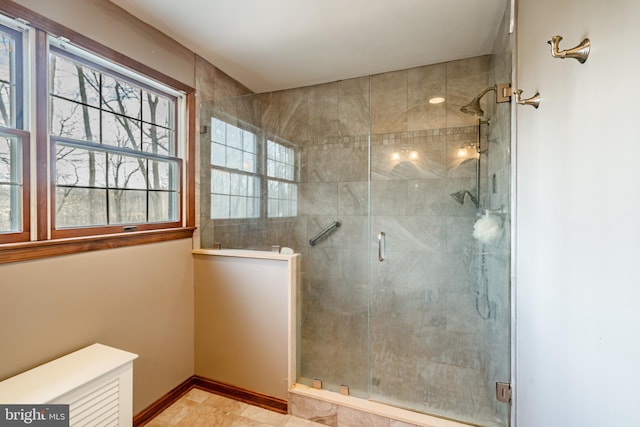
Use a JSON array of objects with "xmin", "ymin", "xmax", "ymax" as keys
[
  {"xmin": 449, "ymin": 190, "xmax": 480, "ymax": 209},
  {"xmin": 449, "ymin": 190, "xmax": 467, "ymax": 205},
  {"xmin": 460, "ymin": 86, "xmax": 496, "ymax": 117}
]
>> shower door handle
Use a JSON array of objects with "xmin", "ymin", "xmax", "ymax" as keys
[{"xmin": 378, "ymin": 231, "xmax": 386, "ymax": 262}]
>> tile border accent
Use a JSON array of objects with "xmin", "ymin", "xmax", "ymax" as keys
[{"xmin": 132, "ymin": 375, "xmax": 288, "ymax": 426}]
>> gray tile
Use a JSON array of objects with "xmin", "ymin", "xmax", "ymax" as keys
[
  {"xmin": 338, "ymin": 76, "xmax": 370, "ymax": 137},
  {"xmin": 371, "ymin": 70, "xmax": 408, "ymax": 134},
  {"xmin": 309, "ymin": 82, "xmax": 340, "ymax": 139},
  {"xmin": 407, "ymin": 63, "xmax": 447, "ymax": 131},
  {"xmin": 338, "ymin": 182, "xmax": 367, "ymax": 216},
  {"xmin": 299, "ymin": 183, "xmax": 339, "ymax": 216}
]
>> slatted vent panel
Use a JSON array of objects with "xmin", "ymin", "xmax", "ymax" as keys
[{"xmin": 69, "ymin": 378, "xmax": 119, "ymax": 427}]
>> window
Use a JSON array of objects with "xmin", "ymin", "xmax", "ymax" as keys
[
  {"xmin": 210, "ymin": 117, "xmax": 297, "ymax": 220},
  {"xmin": 0, "ymin": 3, "xmax": 196, "ymax": 262},
  {"xmin": 48, "ymin": 45, "xmax": 181, "ymax": 237},
  {"xmin": 266, "ymin": 139, "xmax": 297, "ymax": 218},
  {"xmin": 0, "ymin": 21, "xmax": 28, "ymax": 244},
  {"xmin": 210, "ymin": 118, "xmax": 260, "ymax": 219}
]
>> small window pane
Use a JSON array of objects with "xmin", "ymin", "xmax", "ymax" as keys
[
  {"xmin": 247, "ymin": 176, "xmax": 259, "ymax": 197},
  {"xmin": 55, "ymin": 187, "xmax": 107, "ymax": 227},
  {"xmin": 0, "ymin": 184, "xmax": 21, "ymax": 232},
  {"xmin": 227, "ymin": 147, "xmax": 242, "ymax": 170},
  {"xmin": 108, "ymin": 155, "xmax": 146, "ymax": 189},
  {"xmin": 142, "ymin": 91, "xmax": 172, "ymax": 128},
  {"xmin": 108, "ymin": 189, "xmax": 146, "ymax": 224},
  {"xmin": 229, "ymin": 173, "xmax": 245, "ymax": 196},
  {"xmin": 49, "ymin": 54, "xmax": 100, "ymax": 107},
  {"xmin": 148, "ymin": 160, "xmax": 177, "ymax": 191},
  {"xmin": 102, "ymin": 75, "xmax": 141, "ymax": 119},
  {"xmin": 211, "ymin": 142, "xmax": 226, "ymax": 167},
  {"xmin": 230, "ymin": 196, "xmax": 246, "ymax": 218},
  {"xmin": 149, "ymin": 191, "xmax": 177, "ymax": 222},
  {"xmin": 50, "ymin": 97, "xmax": 100, "ymax": 142},
  {"xmin": 212, "ymin": 118, "xmax": 226, "ymax": 143},
  {"xmin": 143, "ymin": 124, "xmax": 173, "ymax": 155},
  {"xmin": 56, "ymin": 145, "xmax": 106, "ymax": 187},
  {"xmin": 212, "ymin": 194, "xmax": 230, "ymax": 219},
  {"xmin": 243, "ymin": 131, "xmax": 255, "ymax": 152},
  {"xmin": 0, "ymin": 34, "xmax": 13, "ymax": 86},
  {"xmin": 0, "ymin": 34, "xmax": 15, "ymax": 128},
  {"xmin": 102, "ymin": 112, "xmax": 142, "ymax": 150},
  {"xmin": 267, "ymin": 140, "xmax": 276, "ymax": 158},
  {"xmin": 226, "ymin": 125, "xmax": 242, "ymax": 149},
  {"xmin": 0, "ymin": 136, "xmax": 19, "ymax": 183},
  {"xmin": 243, "ymin": 152, "xmax": 256, "ymax": 173},
  {"xmin": 211, "ymin": 169, "xmax": 230, "ymax": 194}
]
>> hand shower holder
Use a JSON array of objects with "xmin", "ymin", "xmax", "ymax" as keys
[
  {"xmin": 483, "ymin": 206, "xmax": 507, "ymax": 219},
  {"xmin": 548, "ymin": 35, "xmax": 590, "ymax": 64}
]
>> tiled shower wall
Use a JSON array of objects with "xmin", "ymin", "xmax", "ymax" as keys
[{"xmin": 199, "ymin": 52, "xmax": 510, "ymax": 427}]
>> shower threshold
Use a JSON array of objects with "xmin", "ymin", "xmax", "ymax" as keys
[{"xmin": 289, "ymin": 383, "xmax": 477, "ymax": 427}]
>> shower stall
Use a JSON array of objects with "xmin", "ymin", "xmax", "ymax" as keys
[{"xmin": 198, "ymin": 14, "xmax": 512, "ymax": 427}]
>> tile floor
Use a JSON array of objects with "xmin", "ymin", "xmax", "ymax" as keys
[{"xmin": 145, "ymin": 388, "xmax": 324, "ymax": 427}]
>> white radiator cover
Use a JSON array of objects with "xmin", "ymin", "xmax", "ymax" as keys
[{"xmin": 0, "ymin": 343, "xmax": 138, "ymax": 426}]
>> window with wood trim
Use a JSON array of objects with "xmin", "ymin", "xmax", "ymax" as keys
[
  {"xmin": 0, "ymin": 20, "xmax": 29, "ymax": 244},
  {"xmin": 0, "ymin": 3, "xmax": 196, "ymax": 262},
  {"xmin": 48, "ymin": 46, "xmax": 182, "ymax": 237}
]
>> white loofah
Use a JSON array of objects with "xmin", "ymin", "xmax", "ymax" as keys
[{"xmin": 473, "ymin": 213, "xmax": 502, "ymax": 244}]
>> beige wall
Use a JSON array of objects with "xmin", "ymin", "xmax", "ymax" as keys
[
  {"xmin": 193, "ymin": 254, "xmax": 290, "ymax": 400},
  {"xmin": 13, "ymin": 0, "xmax": 195, "ymax": 87},
  {"xmin": 0, "ymin": 239, "xmax": 195, "ymax": 414}
]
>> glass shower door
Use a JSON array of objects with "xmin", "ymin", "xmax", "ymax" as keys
[{"xmin": 367, "ymin": 91, "xmax": 511, "ymax": 426}]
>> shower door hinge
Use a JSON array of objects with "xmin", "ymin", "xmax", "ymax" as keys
[
  {"xmin": 496, "ymin": 84, "xmax": 512, "ymax": 103},
  {"xmin": 496, "ymin": 382, "xmax": 512, "ymax": 404}
]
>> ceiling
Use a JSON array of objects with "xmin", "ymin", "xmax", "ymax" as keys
[{"xmin": 110, "ymin": 0, "xmax": 509, "ymax": 93}]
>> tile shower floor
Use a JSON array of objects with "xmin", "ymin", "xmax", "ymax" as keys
[{"xmin": 145, "ymin": 388, "xmax": 323, "ymax": 427}]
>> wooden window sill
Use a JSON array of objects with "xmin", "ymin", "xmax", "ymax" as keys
[{"xmin": 0, "ymin": 227, "xmax": 195, "ymax": 264}]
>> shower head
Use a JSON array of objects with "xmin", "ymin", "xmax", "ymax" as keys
[
  {"xmin": 449, "ymin": 190, "xmax": 480, "ymax": 209},
  {"xmin": 460, "ymin": 97, "xmax": 484, "ymax": 116},
  {"xmin": 460, "ymin": 86, "xmax": 496, "ymax": 117},
  {"xmin": 449, "ymin": 190, "xmax": 467, "ymax": 205}
]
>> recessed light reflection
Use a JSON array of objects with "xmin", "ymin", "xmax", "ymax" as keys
[
  {"xmin": 409, "ymin": 151, "xmax": 418, "ymax": 160},
  {"xmin": 429, "ymin": 96, "xmax": 446, "ymax": 104},
  {"xmin": 391, "ymin": 152, "xmax": 401, "ymax": 161}
]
